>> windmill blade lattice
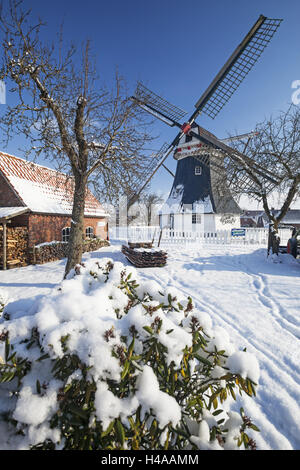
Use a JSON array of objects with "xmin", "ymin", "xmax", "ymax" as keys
[
  {"xmin": 212, "ymin": 152, "xmax": 279, "ymax": 196},
  {"xmin": 193, "ymin": 16, "xmax": 282, "ymax": 120},
  {"xmin": 127, "ymin": 142, "xmax": 174, "ymax": 204},
  {"xmin": 184, "ymin": 144, "xmax": 278, "ymax": 195},
  {"xmin": 185, "ymin": 126, "xmax": 280, "ymax": 192},
  {"xmin": 134, "ymin": 82, "xmax": 187, "ymax": 125}
]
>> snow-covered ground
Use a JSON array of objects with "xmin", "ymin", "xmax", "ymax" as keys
[{"xmin": 0, "ymin": 241, "xmax": 299, "ymax": 450}]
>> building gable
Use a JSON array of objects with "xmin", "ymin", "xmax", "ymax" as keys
[{"xmin": 0, "ymin": 172, "xmax": 25, "ymax": 208}]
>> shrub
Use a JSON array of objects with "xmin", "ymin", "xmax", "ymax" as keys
[{"xmin": 0, "ymin": 260, "xmax": 260, "ymax": 450}]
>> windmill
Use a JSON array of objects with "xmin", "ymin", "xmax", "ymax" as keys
[{"xmin": 130, "ymin": 15, "xmax": 283, "ymax": 233}]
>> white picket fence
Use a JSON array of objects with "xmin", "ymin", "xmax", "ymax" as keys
[
  {"xmin": 110, "ymin": 226, "xmax": 158, "ymax": 242},
  {"xmin": 109, "ymin": 226, "xmax": 293, "ymax": 247}
]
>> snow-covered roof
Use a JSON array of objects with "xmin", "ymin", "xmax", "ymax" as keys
[
  {"xmin": 0, "ymin": 206, "xmax": 30, "ymax": 221},
  {"xmin": 281, "ymin": 210, "xmax": 300, "ymax": 224},
  {"xmin": 0, "ymin": 152, "xmax": 107, "ymax": 218}
]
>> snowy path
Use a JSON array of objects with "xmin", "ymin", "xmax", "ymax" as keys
[
  {"xmin": 0, "ymin": 242, "xmax": 299, "ymax": 450},
  {"xmin": 136, "ymin": 244, "xmax": 300, "ymax": 450}
]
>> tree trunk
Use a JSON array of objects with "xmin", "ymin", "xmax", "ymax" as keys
[
  {"xmin": 263, "ymin": 195, "xmax": 280, "ymax": 256},
  {"xmin": 64, "ymin": 173, "xmax": 87, "ymax": 278},
  {"xmin": 267, "ymin": 223, "xmax": 280, "ymax": 256}
]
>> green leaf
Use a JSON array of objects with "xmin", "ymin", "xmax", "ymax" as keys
[
  {"xmin": 174, "ymin": 426, "xmax": 190, "ymax": 439},
  {"xmin": 192, "ymin": 342, "xmax": 202, "ymax": 354},
  {"xmin": 5, "ymin": 337, "xmax": 10, "ymax": 362},
  {"xmin": 121, "ymin": 360, "xmax": 130, "ymax": 380},
  {"xmin": 128, "ymin": 337, "xmax": 135, "ymax": 357},
  {"xmin": 101, "ymin": 420, "xmax": 115, "ymax": 437},
  {"xmin": 0, "ymin": 371, "xmax": 15, "ymax": 383},
  {"xmin": 115, "ymin": 419, "xmax": 125, "ymax": 446},
  {"xmin": 37, "ymin": 353, "xmax": 50, "ymax": 362},
  {"xmin": 143, "ymin": 326, "xmax": 154, "ymax": 335},
  {"xmin": 68, "ymin": 404, "xmax": 88, "ymax": 420},
  {"xmin": 217, "ymin": 350, "xmax": 226, "ymax": 356},
  {"xmin": 210, "ymin": 426, "xmax": 217, "ymax": 440},
  {"xmin": 246, "ymin": 379, "xmax": 253, "ymax": 396},
  {"xmin": 212, "ymin": 409, "xmax": 223, "ymax": 416},
  {"xmin": 194, "ymin": 354, "xmax": 212, "ymax": 367},
  {"xmin": 230, "ymin": 387, "xmax": 236, "ymax": 400},
  {"xmin": 250, "ymin": 424, "xmax": 260, "ymax": 432},
  {"xmin": 26, "ymin": 340, "xmax": 35, "ymax": 350},
  {"xmin": 8, "ymin": 351, "xmax": 16, "ymax": 363}
]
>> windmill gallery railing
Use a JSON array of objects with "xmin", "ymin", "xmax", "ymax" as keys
[{"xmin": 109, "ymin": 226, "xmax": 292, "ymax": 247}]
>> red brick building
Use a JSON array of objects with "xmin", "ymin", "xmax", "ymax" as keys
[{"xmin": 0, "ymin": 151, "xmax": 109, "ymax": 267}]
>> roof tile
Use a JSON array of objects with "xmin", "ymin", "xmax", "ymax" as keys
[{"xmin": 0, "ymin": 152, "xmax": 107, "ymax": 217}]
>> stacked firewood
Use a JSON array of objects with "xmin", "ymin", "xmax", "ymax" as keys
[
  {"xmin": 83, "ymin": 238, "xmax": 110, "ymax": 253},
  {"xmin": 0, "ymin": 226, "xmax": 29, "ymax": 268},
  {"xmin": 30, "ymin": 238, "xmax": 110, "ymax": 265},
  {"xmin": 30, "ymin": 242, "xmax": 69, "ymax": 265},
  {"xmin": 122, "ymin": 244, "xmax": 167, "ymax": 268}
]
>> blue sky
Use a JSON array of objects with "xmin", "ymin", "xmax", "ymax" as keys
[{"xmin": 2, "ymin": 0, "xmax": 300, "ymax": 203}]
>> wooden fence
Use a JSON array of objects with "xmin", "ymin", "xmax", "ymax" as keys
[{"xmin": 109, "ymin": 226, "xmax": 293, "ymax": 247}]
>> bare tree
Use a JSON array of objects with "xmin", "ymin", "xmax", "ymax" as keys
[
  {"xmin": 139, "ymin": 192, "xmax": 164, "ymax": 226},
  {"xmin": 226, "ymin": 105, "xmax": 300, "ymax": 251},
  {"xmin": 0, "ymin": 0, "xmax": 156, "ymax": 276}
]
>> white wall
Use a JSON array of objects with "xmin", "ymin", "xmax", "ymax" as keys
[{"xmin": 160, "ymin": 212, "xmax": 240, "ymax": 233}]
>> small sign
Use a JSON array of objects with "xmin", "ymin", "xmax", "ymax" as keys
[
  {"xmin": 97, "ymin": 221, "xmax": 106, "ymax": 227},
  {"xmin": 231, "ymin": 228, "xmax": 246, "ymax": 237}
]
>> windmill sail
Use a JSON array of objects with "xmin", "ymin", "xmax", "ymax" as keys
[
  {"xmin": 187, "ymin": 125, "xmax": 281, "ymax": 193},
  {"xmin": 127, "ymin": 142, "xmax": 173, "ymax": 205},
  {"xmin": 193, "ymin": 16, "xmax": 283, "ymax": 120},
  {"xmin": 133, "ymin": 82, "xmax": 187, "ymax": 126}
]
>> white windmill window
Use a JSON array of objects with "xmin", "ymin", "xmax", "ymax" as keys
[
  {"xmin": 195, "ymin": 166, "xmax": 202, "ymax": 175},
  {"xmin": 192, "ymin": 214, "xmax": 201, "ymax": 224}
]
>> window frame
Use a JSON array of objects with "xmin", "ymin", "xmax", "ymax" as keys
[
  {"xmin": 169, "ymin": 213, "xmax": 174, "ymax": 230},
  {"xmin": 192, "ymin": 213, "xmax": 202, "ymax": 224},
  {"xmin": 62, "ymin": 227, "xmax": 71, "ymax": 242},
  {"xmin": 85, "ymin": 226, "xmax": 94, "ymax": 239}
]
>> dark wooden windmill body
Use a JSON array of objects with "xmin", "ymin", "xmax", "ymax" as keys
[
  {"xmin": 166, "ymin": 124, "xmax": 241, "ymax": 216},
  {"xmin": 130, "ymin": 15, "xmax": 283, "ymax": 231}
]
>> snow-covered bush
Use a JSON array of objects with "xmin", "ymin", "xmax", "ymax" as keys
[{"xmin": 0, "ymin": 259, "xmax": 260, "ymax": 450}]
